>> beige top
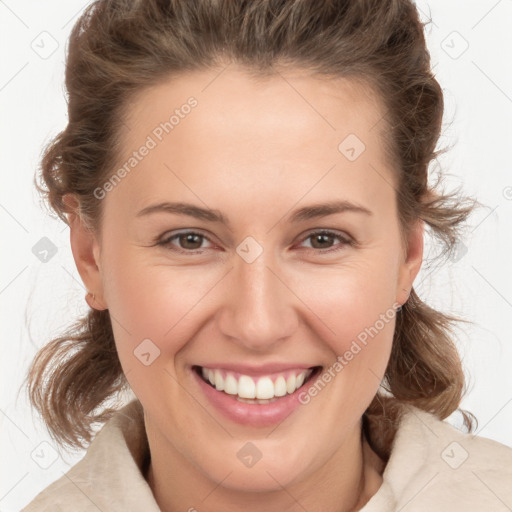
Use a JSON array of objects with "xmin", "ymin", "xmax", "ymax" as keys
[{"xmin": 22, "ymin": 399, "xmax": 512, "ymax": 511}]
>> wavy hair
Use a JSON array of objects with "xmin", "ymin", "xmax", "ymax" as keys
[{"xmin": 26, "ymin": 0, "xmax": 480, "ymax": 458}]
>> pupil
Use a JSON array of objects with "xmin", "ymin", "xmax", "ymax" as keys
[
  {"xmin": 312, "ymin": 234, "xmax": 332, "ymax": 248},
  {"xmin": 182, "ymin": 234, "xmax": 201, "ymax": 249}
]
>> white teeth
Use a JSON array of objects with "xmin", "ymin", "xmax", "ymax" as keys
[
  {"xmin": 237, "ymin": 396, "xmax": 277, "ymax": 404},
  {"xmin": 224, "ymin": 374, "xmax": 238, "ymax": 395},
  {"xmin": 200, "ymin": 367, "xmax": 314, "ymax": 401},
  {"xmin": 286, "ymin": 374, "xmax": 296, "ymax": 394},
  {"xmin": 214, "ymin": 370, "xmax": 224, "ymax": 391},
  {"xmin": 238, "ymin": 375, "xmax": 256, "ymax": 399},
  {"xmin": 256, "ymin": 376, "xmax": 275, "ymax": 399},
  {"xmin": 274, "ymin": 376, "xmax": 287, "ymax": 397}
]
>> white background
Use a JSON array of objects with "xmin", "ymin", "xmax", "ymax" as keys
[{"xmin": 1, "ymin": 1, "xmax": 511, "ymax": 510}]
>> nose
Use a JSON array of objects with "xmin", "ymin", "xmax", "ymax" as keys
[{"xmin": 216, "ymin": 247, "xmax": 299, "ymax": 352}]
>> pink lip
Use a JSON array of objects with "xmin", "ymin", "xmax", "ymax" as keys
[{"xmin": 191, "ymin": 365, "xmax": 321, "ymax": 427}]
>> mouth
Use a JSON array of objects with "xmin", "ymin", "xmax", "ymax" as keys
[{"xmin": 192, "ymin": 365, "xmax": 323, "ymax": 405}]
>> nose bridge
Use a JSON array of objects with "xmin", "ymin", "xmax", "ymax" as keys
[{"xmin": 218, "ymin": 243, "xmax": 297, "ymax": 350}]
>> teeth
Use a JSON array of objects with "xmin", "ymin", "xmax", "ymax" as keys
[
  {"xmin": 224, "ymin": 373, "xmax": 238, "ymax": 395},
  {"xmin": 214, "ymin": 371, "xmax": 224, "ymax": 391},
  {"xmin": 238, "ymin": 375, "xmax": 256, "ymax": 399},
  {"xmin": 286, "ymin": 374, "xmax": 296, "ymax": 394},
  {"xmin": 274, "ymin": 376, "xmax": 287, "ymax": 397},
  {"xmin": 200, "ymin": 367, "xmax": 313, "ymax": 401},
  {"xmin": 256, "ymin": 376, "xmax": 274, "ymax": 399},
  {"xmin": 237, "ymin": 396, "xmax": 278, "ymax": 404}
]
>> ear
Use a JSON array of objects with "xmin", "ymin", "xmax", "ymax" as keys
[
  {"xmin": 396, "ymin": 219, "xmax": 424, "ymax": 306},
  {"xmin": 63, "ymin": 193, "xmax": 107, "ymax": 310}
]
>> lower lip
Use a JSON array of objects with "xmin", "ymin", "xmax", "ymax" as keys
[{"xmin": 191, "ymin": 366, "xmax": 321, "ymax": 427}]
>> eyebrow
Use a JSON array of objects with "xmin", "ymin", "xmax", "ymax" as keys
[{"xmin": 135, "ymin": 200, "xmax": 373, "ymax": 226}]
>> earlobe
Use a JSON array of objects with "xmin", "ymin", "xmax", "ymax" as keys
[
  {"xmin": 63, "ymin": 193, "xmax": 107, "ymax": 310},
  {"xmin": 85, "ymin": 291, "xmax": 107, "ymax": 311}
]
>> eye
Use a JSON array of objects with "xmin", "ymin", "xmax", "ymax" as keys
[
  {"xmin": 296, "ymin": 230, "xmax": 353, "ymax": 253},
  {"xmin": 156, "ymin": 229, "xmax": 354, "ymax": 255},
  {"xmin": 157, "ymin": 230, "xmax": 214, "ymax": 253}
]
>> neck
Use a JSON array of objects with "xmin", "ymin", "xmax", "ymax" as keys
[{"xmin": 145, "ymin": 420, "xmax": 385, "ymax": 512}]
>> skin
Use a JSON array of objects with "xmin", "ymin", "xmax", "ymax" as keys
[{"xmin": 66, "ymin": 65, "xmax": 423, "ymax": 512}]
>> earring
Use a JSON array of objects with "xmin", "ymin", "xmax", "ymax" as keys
[
  {"xmin": 400, "ymin": 288, "xmax": 410, "ymax": 307},
  {"xmin": 85, "ymin": 291, "xmax": 96, "ymax": 309},
  {"xmin": 85, "ymin": 291, "xmax": 107, "ymax": 310}
]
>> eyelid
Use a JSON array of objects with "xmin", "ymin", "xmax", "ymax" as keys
[
  {"xmin": 297, "ymin": 228, "xmax": 353, "ymax": 243},
  {"xmin": 294, "ymin": 229, "xmax": 354, "ymax": 252}
]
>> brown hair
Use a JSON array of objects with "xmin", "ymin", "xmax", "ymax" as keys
[{"xmin": 26, "ymin": 0, "xmax": 480, "ymax": 458}]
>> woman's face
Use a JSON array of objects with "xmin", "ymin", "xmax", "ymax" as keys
[{"xmin": 73, "ymin": 66, "xmax": 423, "ymax": 492}]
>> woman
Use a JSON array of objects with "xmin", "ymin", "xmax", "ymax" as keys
[{"xmin": 23, "ymin": 0, "xmax": 512, "ymax": 510}]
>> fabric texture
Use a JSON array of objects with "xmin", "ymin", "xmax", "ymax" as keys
[{"xmin": 22, "ymin": 399, "xmax": 512, "ymax": 511}]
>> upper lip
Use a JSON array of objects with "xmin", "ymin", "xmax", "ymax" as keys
[{"xmin": 193, "ymin": 362, "xmax": 321, "ymax": 377}]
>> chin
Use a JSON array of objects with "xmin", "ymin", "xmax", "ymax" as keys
[{"xmin": 192, "ymin": 444, "xmax": 315, "ymax": 493}]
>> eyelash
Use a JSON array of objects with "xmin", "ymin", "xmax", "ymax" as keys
[{"xmin": 156, "ymin": 229, "xmax": 354, "ymax": 255}]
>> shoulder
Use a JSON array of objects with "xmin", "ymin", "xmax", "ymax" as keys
[
  {"xmin": 21, "ymin": 399, "xmax": 160, "ymax": 512},
  {"xmin": 366, "ymin": 405, "xmax": 512, "ymax": 511}
]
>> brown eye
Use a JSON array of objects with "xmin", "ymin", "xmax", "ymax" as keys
[
  {"xmin": 309, "ymin": 232, "xmax": 336, "ymax": 249},
  {"xmin": 176, "ymin": 233, "xmax": 204, "ymax": 250},
  {"xmin": 158, "ymin": 231, "xmax": 212, "ymax": 252},
  {"xmin": 298, "ymin": 230, "xmax": 353, "ymax": 253}
]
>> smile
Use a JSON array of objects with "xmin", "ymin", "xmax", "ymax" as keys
[{"xmin": 194, "ymin": 365, "xmax": 321, "ymax": 404}]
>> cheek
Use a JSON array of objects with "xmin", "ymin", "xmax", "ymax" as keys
[
  {"xmin": 100, "ymin": 246, "xmax": 222, "ymax": 375},
  {"xmin": 296, "ymin": 254, "xmax": 399, "ymax": 383},
  {"xmin": 104, "ymin": 264, "xmax": 218, "ymax": 414},
  {"xmin": 294, "ymin": 274, "xmax": 397, "ymax": 432}
]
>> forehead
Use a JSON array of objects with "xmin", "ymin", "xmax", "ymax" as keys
[
  {"xmin": 120, "ymin": 65, "xmax": 387, "ymax": 147},
  {"xmin": 109, "ymin": 66, "xmax": 395, "ymax": 216}
]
